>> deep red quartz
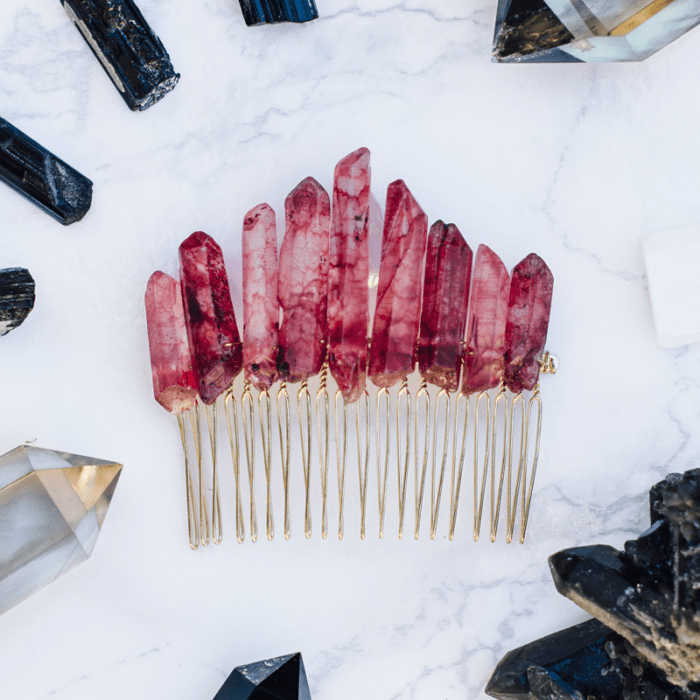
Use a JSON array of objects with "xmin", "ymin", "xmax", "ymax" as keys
[
  {"xmin": 417, "ymin": 221, "xmax": 472, "ymax": 392},
  {"xmin": 145, "ymin": 271, "xmax": 198, "ymax": 414},
  {"xmin": 368, "ymin": 180, "xmax": 428, "ymax": 389},
  {"xmin": 504, "ymin": 253, "xmax": 554, "ymax": 393},
  {"xmin": 461, "ymin": 244, "xmax": 510, "ymax": 395},
  {"xmin": 242, "ymin": 203, "xmax": 279, "ymax": 392},
  {"xmin": 179, "ymin": 231, "xmax": 242, "ymax": 404},
  {"xmin": 277, "ymin": 176, "xmax": 331, "ymax": 384},
  {"xmin": 328, "ymin": 147, "xmax": 370, "ymax": 403}
]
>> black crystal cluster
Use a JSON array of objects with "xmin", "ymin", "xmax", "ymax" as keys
[
  {"xmin": 214, "ymin": 652, "xmax": 312, "ymax": 700},
  {"xmin": 60, "ymin": 0, "xmax": 180, "ymax": 111},
  {"xmin": 0, "ymin": 268, "xmax": 35, "ymax": 336},
  {"xmin": 487, "ymin": 469, "xmax": 700, "ymax": 700},
  {"xmin": 238, "ymin": 0, "xmax": 318, "ymax": 26},
  {"xmin": 0, "ymin": 118, "xmax": 92, "ymax": 225}
]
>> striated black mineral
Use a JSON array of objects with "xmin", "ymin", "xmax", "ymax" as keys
[
  {"xmin": 0, "ymin": 268, "xmax": 35, "ymax": 336},
  {"xmin": 238, "ymin": 0, "xmax": 318, "ymax": 26}
]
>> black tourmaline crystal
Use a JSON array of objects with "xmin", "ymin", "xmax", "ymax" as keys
[
  {"xmin": 0, "ymin": 118, "xmax": 92, "ymax": 225},
  {"xmin": 238, "ymin": 0, "xmax": 318, "ymax": 26},
  {"xmin": 213, "ymin": 653, "xmax": 312, "ymax": 700},
  {"xmin": 60, "ymin": 0, "xmax": 180, "ymax": 111},
  {"xmin": 0, "ymin": 268, "xmax": 35, "ymax": 336},
  {"xmin": 487, "ymin": 469, "xmax": 700, "ymax": 700}
]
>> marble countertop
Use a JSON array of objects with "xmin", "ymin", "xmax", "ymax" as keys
[{"xmin": 2, "ymin": 1, "xmax": 700, "ymax": 698}]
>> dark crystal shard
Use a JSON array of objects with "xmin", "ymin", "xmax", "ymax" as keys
[
  {"xmin": 0, "ymin": 268, "xmax": 35, "ymax": 336},
  {"xmin": 0, "ymin": 119, "xmax": 92, "ymax": 225},
  {"xmin": 213, "ymin": 653, "xmax": 312, "ymax": 700},
  {"xmin": 238, "ymin": 0, "xmax": 318, "ymax": 26},
  {"xmin": 60, "ymin": 0, "xmax": 180, "ymax": 111}
]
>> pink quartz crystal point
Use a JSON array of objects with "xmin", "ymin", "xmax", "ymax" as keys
[
  {"xmin": 418, "ymin": 221, "xmax": 473, "ymax": 392},
  {"xmin": 328, "ymin": 147, "xmax": 371, "ymax": 403},
  {"xmin": 242, "ymin": 203, "xmax": 280, "ymax": 392},
  {"xmin": 368, "ymin": 179, "xmax": 428, "ymax": 389},
  {"xmin": 461, "ymin": 244, "xmax": 510, "ymax": 395},
  {"xmin": 179, "ymin": 231, "xmax": 242, "ymax": 404},
  {"xmin": 145, "ymin": 271, "xmax": 198, "ymax": 414},
  {"xmin": 504, "ymin": 253, "xmax": 554, "ymax": 394},
  {"xmin": 277, "ymin": 176, "xmax": 331, "ymax": 384}
]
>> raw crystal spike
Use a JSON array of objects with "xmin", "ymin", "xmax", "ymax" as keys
[
  {"xmin": 504, "ymin": 253, "xmax": 554, "ymax": 394},
  {"xmin": 179, "ymin": 232, "xmax": 243, "ymax": 404},
  {"xmin": 145, "ymin": 271, "xmax": 198, "ymax": 414},
  {"xmin": 418, "ymin": 221, "xmax": 473, "ymax": 392},
  {"xmin": 368, "ymin": 180, "xmax": 428, "ymax": 389},
  {"xmin": 0, "ymin": 268, "xmax": 35, "ymax": 336},
  {"xmin": 0, "ymin": 117, "xmax": 92, "ymax": 225},
  {"xmin": 0, "ymin": 445, "xmax": 122, "ymax": 616},
  {"xmin": 238, "ymin": 0, "xmax": 318, "ymax": 26},
  {"xmin": 242, "ymin": 203, "xmax": 280, "ymax": 392},
  {"xmin": 60, "ymin": 0, "xmax": 180, "ymax": 111},
  {"xmin": 328, "ymin": 147, "xmax": 371, "ymax": 403},
  {"xmin": 214, "ymin": 652, "xmax": 312, "ymax": 700},
  {"xmin": 278, "ymin": 177, "xmax": 330, "ymax": 384},
  {"xmin": 461, "ymin": 245, "xmax": 510, "ymax": 395}
]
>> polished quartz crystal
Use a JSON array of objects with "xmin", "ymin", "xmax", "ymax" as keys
[
  {"xmin": 145, "ymin": 271, "xmax": 198, "ymax": 413},
  {"xmin": 368, "ymin": 180, "xmax": 428, "ymax": 389},
  {"xmin": 278, "ymin": 177, "xmax": 330, "ymax": 384},
  {"xmin": 179, "ymin": 231, "xmax": 243, "ymax": 404},
  {"xmin": 238, "ymin": 0, "xmax": 318, "ymax": 26},
  {"xmin": 328, "ymin": 148, "xmax": 371, "ymax": 403},
  {"xmin": 461, "ymin": 245, "xmax": 510, "ymax": 395},
  {"xmin": 214, "ymin": 652, "xmax": 312, "ymax": 700},
  {"xmin": 418, "ymin": 221, "xmax": 472, "ymax": 392},
  {"xmin": 504, "ymin": 253, "xmax": 554, "ymax": 394},
  {"xmin": 0, "ymin": 445, "xmax": 122, "ymax": 616},
  {"xmin": 492, "ymin": 0, "xmax": 700, "ymax": 62},
  {"xmin": 242, "ymin": 204, "xmax": 280, "ymax": 392},
  {"xmin": 0, "ymin": 268, "xmax": 35, "ymax": 336}
]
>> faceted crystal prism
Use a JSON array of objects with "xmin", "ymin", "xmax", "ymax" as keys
[
  {"xmin": 368, "ymin": 180, "xmax": 428, "ymax": 389},
  {"xmin": 418, "ymin": 221, "xmax": 472, "ymax": 392},
  {"xmin": 0, "ymin": 445, "xmax": 122, "ymax": 616},
  {"xmin": 213, "ymin": 652, "xmax": 312, "ymax": 700},
  {"xmin": 461, "ymin": 245, "xmax": 510, "ymax": 395},
  {"xmin": 179, "ymin": 232, "xmax": 243, "ymax": 404},
  {"xmin": 328, "ymin": 148, "xmax": 371, "ymax": 403},
  {"xmin": 0, "ymin": 267, "xmax": 35, "ymax": 336},
  {"xmin": 61, "ymin": 0, "xmax": 180, "ymax": 111},
  {"xmin": 238, "ymin": 0, "xmax": 319, "ymax": 26},
  {"xmin": 145, "ymin": 271, "xmax": 198, "ymax": 414},
  {"xmin": 278, "ymin": 177, "xmax": 330, "ymax": 384},
  {"xmin": 242, "ymin": 203, "xmax": 280, "ymax": 392},
  {"xmin": 504, "ymin": 254, "xmax": 554, "ymax": 394},
  {"xmin": 492, "ymin": 0, "xmax": 700, "ymax": 62},
  {"xmin": 0, "ymin": 117, "xmax": 92, "ymax": 225}
]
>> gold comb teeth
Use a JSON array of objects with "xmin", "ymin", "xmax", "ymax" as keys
[{"xmin": 145, "ymin": 149, "xmax": 556, "ymax": 547}]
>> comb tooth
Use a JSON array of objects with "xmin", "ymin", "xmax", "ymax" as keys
[
  {"xmin": 204, "ymin": 401, "xmax": 223, "ymax": 545},
  {"xmin": 357, "ymin": 391, "xmax": 371, "ymax": 541},
  {"xmin": 298, "ymin": 380, "xmax": 313, "ymax": 540},
  {"xmin": 240, "ymin": 383, "xmax": 257, "ymax": 544},
  {"xmin": 449, "ymin": 392, "xmax": 470, "ymax": 541},
  {"xmin": 396, "ymin": 379, "xmax": 412, "ymax": 540},
  {"xmin": 224, "ymin": 387, "xmax": 245, "ymax": 545},
  {"xmin": 414, "ymin": 380, "xmax": 430, "ymax": 540},
  {"xmin": 177, "ymin": 410, "xmax": 200, "ymax": 550},
  {"xmin": 258, "ymin": 390, "xmax": 275, "ymax": 541},
  {"xmin": 334, "ymin": 390, "xmax": 348, "ymax": 541},
  {"xmin": 316, "ymin": 366, "xmax": 331, "ymax": 540},
  {"xmin": 473, "ymin": 391, "xmax": 492, "ymax": 542},
  {"xmin": 191, "ymin": 401, "xmax": 209, "ymax": 547},
  {"xmin": 429, "ymin": 388, "xmax": 451, "ymax": 540},
  {"xmin": 277, "ymin": 382, "xmax": 292, "ymax": 540},
  {"xmin": 490, "ymin": 385, "xmax": 509, "ymax": 543},
  {"xmin": 376, "ymin": 387, "xmax": 391, "ymax": 539}
]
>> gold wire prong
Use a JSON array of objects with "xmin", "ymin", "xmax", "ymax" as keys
[
  {"xmin": 357, "ymin": 390, "xmax": 370, "ymax": 540},
  {"xmin": 316, "ymin": 364, "xmax": 330, "ymax": 540},
  {"xmin": 490, "ymin": 383, "xmax": 509, "ymax": 542},
  {"xmin": 335, "ymin": 389, "xmax": 348, "ymax": 540},
  {"xmin": 177, "ymin": 409, "xmax": 199, "ymax": 550},
  {"xmin": 396, "ymin": 378, "xmax": 411, "ymax": 539},
  {"xmin": 376, "ymin": 386, "xmax": 390, "ymax": 539},
  {"xmin": 430, "ymin": 388, "xmax": 450, "ymax": 540},
  {"xmin": 448, "ymin": 392, "xmax": 469, "ymax": 541},
  {"xmin": 224, "ymin": 388, "xmax": 245, "ymax": 544},
  {"xmin": 205, "ymin": 400, "xmax": 222, "ymax": 545},
  {"xmin": 414, "ymin": 380, "xmax": 430, "ymax": 540},
  {"xmin": 473, "ymin": 390, "xmax": 491, "ymax": 541},
  {"xmin": 258, "ymin": 389, "xmax": 274, "ymax": 541},
  {"xmin": 277, "ymin": 381, "xmax": 291, "ymax": 540},
  {"xmin": 298, "ymin": 380, "xmax": 313, "ymax": 540},
  {"xmin": 192, "ymin": 400, "xmax": 210, "ymax": 546},
  {"xmin": 241, "ymin": 382, "xmax": 258, "ymax": 543},
  {"xmin": 520, "ymin": 386, "xmax": 543, "ymax": 544},
  {"xmin": 506, "ymin": 393, "xmax": 526, "ymax": 544}
]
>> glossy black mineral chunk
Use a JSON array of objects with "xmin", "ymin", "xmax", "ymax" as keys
[
  {"xmin": 60, "ymin": 0, "xmax": 179, "ymax": 111},
  {"xmin": 238, "ymin": 0, "xmax": 318, "ymax": 26},
  {"xmin": 0, "ymin": 268, "xmax": 35, "ymax": 336},
  {"xmin": 213, "ymin": 652, "xmax": 312, "ymax": 700},
  {"xmin": 0, "ymin": 118, "xmax": 92, "ymax": 225}
]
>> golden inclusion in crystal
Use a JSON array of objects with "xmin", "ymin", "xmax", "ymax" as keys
[{"xmin": 0, "ymin": 445, "xmax": 122, "ymax": 615}]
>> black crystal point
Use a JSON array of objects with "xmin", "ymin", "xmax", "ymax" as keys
[
  {"xmin": 0, "ymin": 268, "xmax": 35, "ymax": 336},
  {"xmin": 60, "ymin": 0, "xmax": 180, "ymax": 111},
  {"xmin": 0, "ymin": 118, "xmax": 92, "ymax": 225},
  {"xmin": 213, "ymin": 653, "xmax": 312, "ymax": 700},
  {"xmin": 238, "ymin": 0, "xmax": 318, "ymax": 26}
]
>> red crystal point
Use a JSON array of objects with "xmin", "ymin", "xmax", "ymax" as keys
[
  {"xmin": 328, "ymin": 147, "xmax": 371, "ymax": 403},
  {"xmin": 179, "ymin": 231, "xmax": 242, "ymax": 404},
  {"xmin": 504, "ymin": 253, "xmax": 554, "ymax": 393},
  {"xmin": 418, "ymin": 221, "xmax": 473, "ymax": 392},
  {"xmin": 278, "ymin": 176, "xmax": 331, "ymax": 383},
  {"xmin": 368, "ymin": 179, "xmax": 428, "ymax": 389},
  {"xmin": 144, "ymin": 271, "xmax": 198, "ymax": 414},
  {"xmin": 242, "ymin": 203, "xmax": 280, "ymax": 392},
  {"xmin": 461, "ymin": 244, "xmax": 510, "ymax": 394}
]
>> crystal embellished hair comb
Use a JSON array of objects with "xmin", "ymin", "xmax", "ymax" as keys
[{"xmin": 145, "ymin": 148, "xmax": 556, "ymax": 550}]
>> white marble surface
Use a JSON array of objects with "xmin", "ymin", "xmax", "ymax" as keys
[{"xmin": 1, "ymin": 1, "xmax": 700, "ymax": 698}]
